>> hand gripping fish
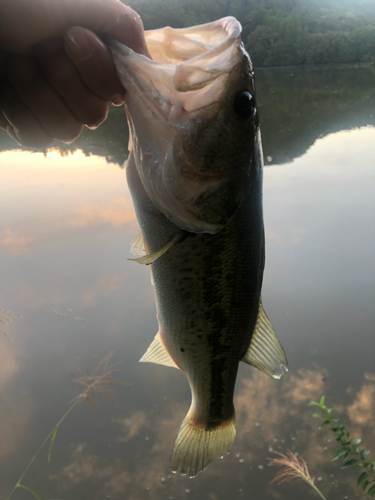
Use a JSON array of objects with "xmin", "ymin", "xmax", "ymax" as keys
[{"xmin": 107, "ymin": 16, "xmax": 288, "ymax": 477}]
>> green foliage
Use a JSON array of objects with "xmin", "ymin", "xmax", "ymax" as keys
[
  {"xmin": 122, "ymin": 0, "xmax": 375, "ymax": 67},
  {"xmin": 309, "ymin": 396, "xmax": 375, "ymax": 498}
]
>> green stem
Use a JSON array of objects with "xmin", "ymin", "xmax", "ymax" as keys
[
  {"xmin": 362, "ymin": 463, "xmax": 375, "ymax": 482},
  {"xmin": 310, "ymin": 482, "xmax": 328, "ymax": 500},
  {"xmin": 6, "ymin": 371, "xmax": 111, "ymax": 500},
  {"xmin": 6, "ymin": 397, "xmax": 82, "ymax": 500}
]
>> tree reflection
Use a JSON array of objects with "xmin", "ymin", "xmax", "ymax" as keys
[{"xmin": 1, "ymin": 66, "xmax": 374, "ymax": 168}]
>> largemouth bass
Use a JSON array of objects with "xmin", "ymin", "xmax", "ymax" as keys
[{"xmin": 108, "ymin": 16, "xmax": 288, "ymax": 477}]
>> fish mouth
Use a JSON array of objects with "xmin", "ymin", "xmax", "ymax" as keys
[
  {"xmin": 107, "ymin": 18, "xmax": 252, "ymax": 234},
  {"xmin": 107, "ymin": 16, "xmax": 243, "ymax": 121}
]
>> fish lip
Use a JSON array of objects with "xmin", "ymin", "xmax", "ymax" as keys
[
  {"xmin": 107, "ymin": 16, "xmax": 243, "ymax": 100},
  {"xmin": 144, "ymin": 16, "xmax": 242, "ymax": 63},
  {"xmin": 107, "ymin": 16, "xmax": 246, "ymax": 137}
]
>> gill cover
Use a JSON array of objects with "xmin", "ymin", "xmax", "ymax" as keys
[{"xmin": 108, "ymin": 17, "xmax": 259, "ymax": 234}]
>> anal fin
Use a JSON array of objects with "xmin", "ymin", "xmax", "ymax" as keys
[
  {"xmin": 242, "ymin": 297, "xmax": 288, "ymax": 379},
  {"xmin": 140, "ymin": 332, "xmax": 180, "ymax": 369}
]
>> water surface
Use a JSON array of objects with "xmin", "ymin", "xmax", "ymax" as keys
[{"xmin": 0, "ymin": 64, "xmax": 374, "ymax": 500}]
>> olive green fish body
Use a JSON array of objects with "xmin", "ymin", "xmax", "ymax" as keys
[
  {"xmin": 109, "ymin": 16, "xmax": 288, "ymax": 477},
  {"xmin": 128, "ymin": 151, "xmax": 263, "ymax": 430}
]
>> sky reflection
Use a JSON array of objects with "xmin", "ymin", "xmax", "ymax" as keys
[{"xmin": 0, "ymin": 126, "xmax": 374, "ymax": 499}]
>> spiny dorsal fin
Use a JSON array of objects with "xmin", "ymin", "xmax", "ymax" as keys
[
  {"xmin": 128, "ymin": 231, "xmax": 186, "ymax": 265},
  {"xmin": 242, "ymin": 297, "xmax": 288, "ymax": 379},
  {"xmin": 130, "ymin": 230, "xmax": 146, "ymax": 256},
  {"xmin": 139, "ymin": 332, "xmax": 180, "ymax": 369}
]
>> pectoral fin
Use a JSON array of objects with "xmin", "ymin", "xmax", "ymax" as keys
[
  {"xmin": 128, "ymin": 231, "xmax": 186, "ymax": 265},
  {"xmin": 242, "ymin": 298, "xmax": 288, "ymax": 379},
  {"xmin": 140, "ymin": 332, "xmax": 180, "ymax": 369},
  {"xmin": 130, "ymin": 230, "xmax": 146, "ymax": 256},
  {"xmin": 129, "ymin": 231, "xmax": 154, "ymax": 284}
]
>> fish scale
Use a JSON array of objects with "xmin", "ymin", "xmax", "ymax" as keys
[{"xmin": 127, "ymin": 148, "xmax": 263, "ymax": 428}]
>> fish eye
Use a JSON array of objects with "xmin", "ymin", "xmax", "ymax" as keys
[{"xmin": 233, "ymin": 90, "xmax": 254, "ymax": 118}]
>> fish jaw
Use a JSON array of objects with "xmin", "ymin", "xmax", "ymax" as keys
[{"xmin": 108, "ymin": 17, "xmax": 258, "ymax": 234}]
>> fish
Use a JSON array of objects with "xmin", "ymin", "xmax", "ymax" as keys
[{"xmin": 107, "ymin": 16, "xmax": 288, "ymax": 477}]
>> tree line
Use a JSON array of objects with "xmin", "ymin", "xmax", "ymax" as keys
[
  {"xmin": 3, "ymin": 64, "xmax": 374, "ymax": 166},
  {"xmin": 123, "ymin": 0, "xmax": 375, "ymax": 66}
]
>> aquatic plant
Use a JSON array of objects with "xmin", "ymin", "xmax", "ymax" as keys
[
  {"xmin": 268, "ymin": 449, "xmax": 327, "ymax": 500},
  {"xmin": 269, "ymin": 396, "xmax": 375, "ymax": 498},
  {"xmin": 6, "ymin": 352, "xmax": 127, "ymax": 500},
  {"xmin": 310, "ymin": 396, "xmax": 375, "ymax": 498}
]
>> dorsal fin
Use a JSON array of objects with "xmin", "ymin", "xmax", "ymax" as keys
[
  {"xmin": 139, "ymin": 332, "xmax": 180, "ymax": 369},
  {"xmin": 242, "ymin": 297, "xmax": 288, "ymax": 379}
]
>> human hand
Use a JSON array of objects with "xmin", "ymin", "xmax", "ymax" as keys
[{"xmin": 0, "ymin": 0, "xmax": 148, "ymax": 147}]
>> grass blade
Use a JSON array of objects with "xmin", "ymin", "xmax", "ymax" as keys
[
  {"xmin": 48, "ymin": 427, "xmax": 58, "ymax": 463},
  {"xmin": 268, "ymin": 450, "xmax": 328, "ymax": 500},
  {"xmin": 17, "ymin": 485, "xmax": 41, "ymax": 500}
]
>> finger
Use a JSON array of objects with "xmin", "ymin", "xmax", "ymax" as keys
[
  {"xmin": 7, "ymin": 54, "xmax": 84, "ymax": 141},
  {"xmin": 35, "ymin": 41, "xmax": 109, "ymax": 127},
  {"xmin": 1, "ymin": 0, "xmax": 148, "ymax": 56},
  {"xmin": 0, "ymin": 82, "xmax": 53, "ymax": 148},
  {"xmin": 64, "ymin": 27, "xmax": 125, "ymax": 105}
]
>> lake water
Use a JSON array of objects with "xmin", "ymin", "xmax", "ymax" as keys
[{"xmin": 1, "ymin": 64, "xmax": 375, "ymax": 500}]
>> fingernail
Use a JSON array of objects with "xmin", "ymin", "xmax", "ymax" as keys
[
  {"xmin": 85, "ymin": 123, "xmax": 99, "ymax": 130},
  {"xmin": 65, "ymin": 27, "xmax": 94, "ymax": 62}
]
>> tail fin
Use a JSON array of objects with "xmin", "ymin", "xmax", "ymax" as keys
[{"xmin": 171, "ymin": 411, "xmax": 236, "ymax": 477}]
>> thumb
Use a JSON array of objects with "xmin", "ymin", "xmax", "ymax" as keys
[{"xmin": 0, "ymin": 0, "xmax": 148, "ymax": 55}]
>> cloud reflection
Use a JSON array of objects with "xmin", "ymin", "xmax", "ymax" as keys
[
  {"xmin": 347, "ymin": 373, "xmax": 375, "ymax": 426},
  {"xmin": 70, "ymin": 198, "xmax": 137, "ymax": 229},
  {"xmin": 46, "ymin": 365, "xmax": 375, "ymax": 498},
  {"xmin": 82, "ymin": 274, "xmax": 127, "ymax": 307},
  {"xmin": 49, "ymin": 366, "xmax": 349, "ymax": 499},
  {"xmin": 117, "ymin": 411, "xmax": 148, "ymax": 442},
  {"xmin": 0, "ymin": 228, "xmax": 35, "ymax": 254},
  {"xmin": 0, "ymin": 150, "xmax": 138, "ymax": 257},
  {"xmin": 0, "ymin": 391, "xmax": 33, "ymax": 458}
]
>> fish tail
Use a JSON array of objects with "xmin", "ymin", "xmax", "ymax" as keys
[{"xmin": 171, "ymin": 409, "xmax": 236, "ymax": 477}]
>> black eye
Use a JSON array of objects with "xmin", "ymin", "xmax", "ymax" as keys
[{"xmin": 233, "ymin": 90, "xmax": 255, "ymax": 118}]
